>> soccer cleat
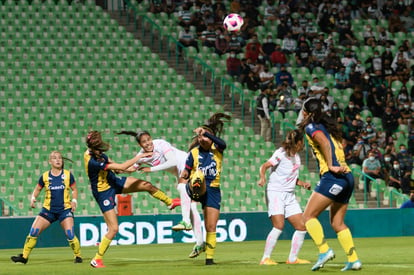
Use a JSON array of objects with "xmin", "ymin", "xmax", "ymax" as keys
[
  {"xmin": 90, "ymin": 258, "xmax": 106, "ymax": 268},
  {"xmin": 286, "ymin": 258, "xmax": 311, "ymax": 264},
  {"xmin": 341, "ymin": 260, "xmax": 362, "ymax": 271},
  {"xmin": 259, "ymin": 258, "xmax": 278, "ymax": 265},
  {"xmin": 205, "ymin": 258, "xmax": 216, "ymax": 265},
  {"xmin": 11, "ymin": 254, "xmax": 28, "ymax": 264},
  {"xmin": 311, "ymin": 248, "xmax": 335, "ymax": 271},
  {"xmin": 168, "ymin": 198, "xmax": 181, "ymax": 210},
  {"xmin": 188, "ymin": 243, "xmax": 206, "ymax": 258},
  {"xmin": 172, "ymin": 220, "xmax": 192, "ymax": 231},
  {"xmin": 74, "ymin": 256, "xmax": 83, "ymax": 263}
]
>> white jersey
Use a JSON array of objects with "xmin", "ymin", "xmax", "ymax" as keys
[
  {"xmin": 267, "ymin": 147, "xmax": 301, "ymax": 192},
  {"xmin": 135, "ymin": 139, "xmax": 188, "ymax": 178}
]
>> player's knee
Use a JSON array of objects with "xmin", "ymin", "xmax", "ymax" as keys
[
  {"xmin": 65, "ymin": 228, "xmax": 75, "ymax": 240},
  {"xmin": 29, "ymin": 227, "xmax": 40, "ymax": 237}
]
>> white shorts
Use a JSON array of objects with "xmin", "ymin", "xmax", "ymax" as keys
[{"xmin": 266, "ymin": 191, "xmax": 302, "ymax": 218}]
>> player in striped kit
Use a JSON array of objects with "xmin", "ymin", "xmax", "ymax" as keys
[{"xmin": 11, "ymin": 151, "xmax": 82, "ymax": 264}]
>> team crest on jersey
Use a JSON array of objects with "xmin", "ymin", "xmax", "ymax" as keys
[
  {"xmin": 103, "ymin": 199, "xmax": 110, "ymax": 206},
  {"xmin": 61, "ymin": 173, "xmax": 66, "ymax": 179}
]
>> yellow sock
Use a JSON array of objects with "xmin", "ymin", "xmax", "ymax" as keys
[
  {"xmin": 22, "ymin": 236, "xmax": 37, "ymax": 259},
  {"xmin": 305, "ymin": 218, "xmax": 329, "ymax": 253},
  {"xmin": 95, "ymin": 236, "xmax": 112, "ymax": 260},
  {"xmin": 68, "ymin": 236, "xmax": 81, "ymax": 257},
  {"xmin": 205, "ymin": 232, "xmax": 216, "ymax": 260},
  {"xmin": 151, "ymin": 190, "xmax": 172, "ymax": 206},
  {"xmin": 337, "ymin": 228, "xmax": 358, "ymax": 262}
]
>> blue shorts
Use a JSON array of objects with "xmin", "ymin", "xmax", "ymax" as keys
[
  {"xmin": 314, "ymin": 172, "xmax": 354, "ymax": 204},
  {"xmin": 186, "ymin": 183, "xmax": 221, "ymax": 210},
  {"xmin": 39, "ymin": 207, "xmax": 74, "ymax": 224},
  {"xmin": 93, "ymin": 176, "xmax": 127, "ymax": 213}
]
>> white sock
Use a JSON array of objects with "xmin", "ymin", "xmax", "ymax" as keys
[
  {"xmin": 190, "ymin": 202, "xmax": 203, "ymax": 246},
  {"xmin": 177, "ymin": 183, "xmax": 191, "ymax": 224},
  {"xmin": 262, "ymin": 227, "xmax": 282, "ymax": 261},
  {"xmin": 288, "ymin": 230, "xmax": 307, "ymax": 263}
]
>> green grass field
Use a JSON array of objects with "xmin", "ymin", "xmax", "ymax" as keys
[{"xmin": 1, "ymin": 237, "xmax": 413, "ymax": 275}]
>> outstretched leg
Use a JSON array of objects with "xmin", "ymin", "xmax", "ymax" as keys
[{"xmin": 122, "ymin": 177, "xmax": 173, "ymax": 207}]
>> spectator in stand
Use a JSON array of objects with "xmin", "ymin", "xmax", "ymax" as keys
[
  {"xmin": 336, "ymin": 11, "xmax": 357, "ymax": 46},
  {"xmin": 309, "ymin": 77, "xmax": 328, "ymax": 98},
  {"xmin": 263, "ymin": 0, "xmax": 278, "ymax": 21},
  {"xmin": 341, "ymin": 50, "xmax": 357, "ymax": 71},
  {"xmin": 334, "ymin": 66, "xmax": 351, "ymax": 90},
  {"xmin": 310, "ymin": 41, "xmax": 328, "ymax": 70},
  {"xmin": 178, "ymin": 3, "xmax": 193, "ymax": 27},
  {"xmin": 377, "ymin": 27, "xmax": 393, "ymax": 46},
  {"xmin": 382, "ymin": 152, "xmax": 395, "ymax": 181},
  {"xmin": 226, "ymin": 51, "xmax": 241, "ymax": 79},
  {"xmin": 388, "ymin": 159, "xmax": 411, "ymax": 194},
  {"xmin": 388, "ymin": 13, "xmax": 406, "ymax": 33},
  {"xmin": 362, "ymin": 25, "xmax": 377, "ymax": 46},
  {"xmin": 245, "ymin": 34, "xmax": 263, "ymax": 56},
  {"xmin": 382, "ymin": 106, "xmax": 400, "ymax": 140},
  {"xmin": 399, "ymin": 102, "xmax": 412, "ymax": 125},
  {"xmin": 149, "ymin": 0, "xmax": 163, "ymax": 13},
  {"xmin": 200, "ymin": 23, "xmax": 217, "ymax": 48},
  {"xmin": 317, "ymin": 7, "xmax": 336, "ymax": 34},
  {"xmin": 362, "ymin": 151, "xmax": 383, "ymax": 193},
  {"xmin": 330, "ymin": 102, "xmax": 343, "ymax": 120},
  {"xmin": 295, "ymin": 40, "xmax": 312, "ymax": 68},
  {"xmin": 351, "ymin": 135, "xmax": 371, "ymax": 165},
  {"xmin": 227, "ymin": 33, "xmax": 243, "ymax": 54},
  {"xmin": 256, "ymin": 88, "xmax": 272, "ymax": 142},
  {"xmin": 324, "ymin": 51, "xmax": 342, "ymax": 75},
  {"xmin": 276, "ymin": 93, "xmax": 290, "ymax": 119},
  {"xmin": 397, "ymin": 144, "xmax": 413, "ymax": 172},
  {"xmin": 294, "ymin": 93, "xmax": 307, "ymax": 114},
  {"xmin": 164, "ymin": 0, "xmax": 176, "ymax": 16},
  {"xmin": 349, "ymin": 87, "xmax": 365, "ymax": 110},
  {"xmin": 291, "ymin": 19, "xmax": 304, "ymax": 40},
  {"xmin": 277, "ymin": 16, "xmax": 290, "ymax": 40},
  {"xmin": 344, "ymin": 100, "xmax": 361, "ymax": 123},
  {"xmin": 262, "ymin": 35, "xmax": 276, "ymax": 63},
  {"xmin": 270, "ymin": 44, "xmax": 288, "ymax": 69},
  {"xmin": 275, "ymin": 65, "xmax": 295, "ymax": 88},
  {"xmin": 366, "ymin": 50, "xmax": 383, "ymax": 74},
  {"xmin": 259, "ymin": 65, "xmax": 275, "ymax": 90},
  {"xmin": 178, "ymin": 26, "xmax": 199, "ymax": 54},
  {"xmin": 282, "ymin": 31, "xmax": 297, "ymax": 55},
  {"xmin": 400, "ymin": 9, "xmax": 414, "ymax": 33},
  {"xmin": 214, "ymin": 32, "xmax": 229, "ymax": 56},
  {"xmin": 367, "ymin": 2, "xmax": 384, "ymax": 21},
  {"xmin": 297, "ymin": 80, "xmax": 311, "ymax": 97},
  {"xmin": 245, "ymin": 71, "xmax": 260, "ymax": 92}
]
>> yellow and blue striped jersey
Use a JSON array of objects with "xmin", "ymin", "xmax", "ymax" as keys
[
  {"xmin": 39, "ymin": 169, "xmax": 74, "ymax": 212},
  {"xmin": 84, "ymin": 150, "xmax": 118, "ymax": 194},
  {"xmin": 305, "ymin": 122, "xmax": 351, "ymax": 175},
  {"xmin": 185, "ymin": 144, "xmax": 223, "ymax": 188}
]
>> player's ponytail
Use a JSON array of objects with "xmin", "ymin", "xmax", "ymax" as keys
[
  {"xmin": 282, "ymin": 129, "xmax": 304, "ymax": 156},
  {"xmin": 116, "ymin": 130, "xmax": 151, "ymax": 144},
  {"xmin": 86, "ymin": 131, "xmax": 110, "ymax": 152}
]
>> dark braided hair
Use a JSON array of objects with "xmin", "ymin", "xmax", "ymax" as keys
[
  {"xmin": 116, "ymin": 130, "xmax": 150, "ymax": 144},
  {"xmin": 298, "ymin": 98, "xmax": 342, "ymax": 141},
  {"xmin": 188, "ymin": 112, "xmax": 232, "ymax": 150}
]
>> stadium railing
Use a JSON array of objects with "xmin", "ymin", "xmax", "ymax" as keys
[{"xmin": 0, "ymin": 197, "xmax": 20, "ymax": 216}]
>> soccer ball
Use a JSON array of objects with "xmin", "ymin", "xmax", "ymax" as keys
[
  {"xmin": 223, "ymin": 13, "xmax": 244, "ymax": 32},
  {"xmin": 188, "ymin": 169, "xmax": 206, "ymax": 201}
]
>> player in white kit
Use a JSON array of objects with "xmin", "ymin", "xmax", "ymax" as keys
[
  {"xmin": 257, "ymin": 129, "xmax": 311, "ymax": 265},
  {"xmin": 117, "ymin": 130, "xmax": 205, "ymax": 258}
]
